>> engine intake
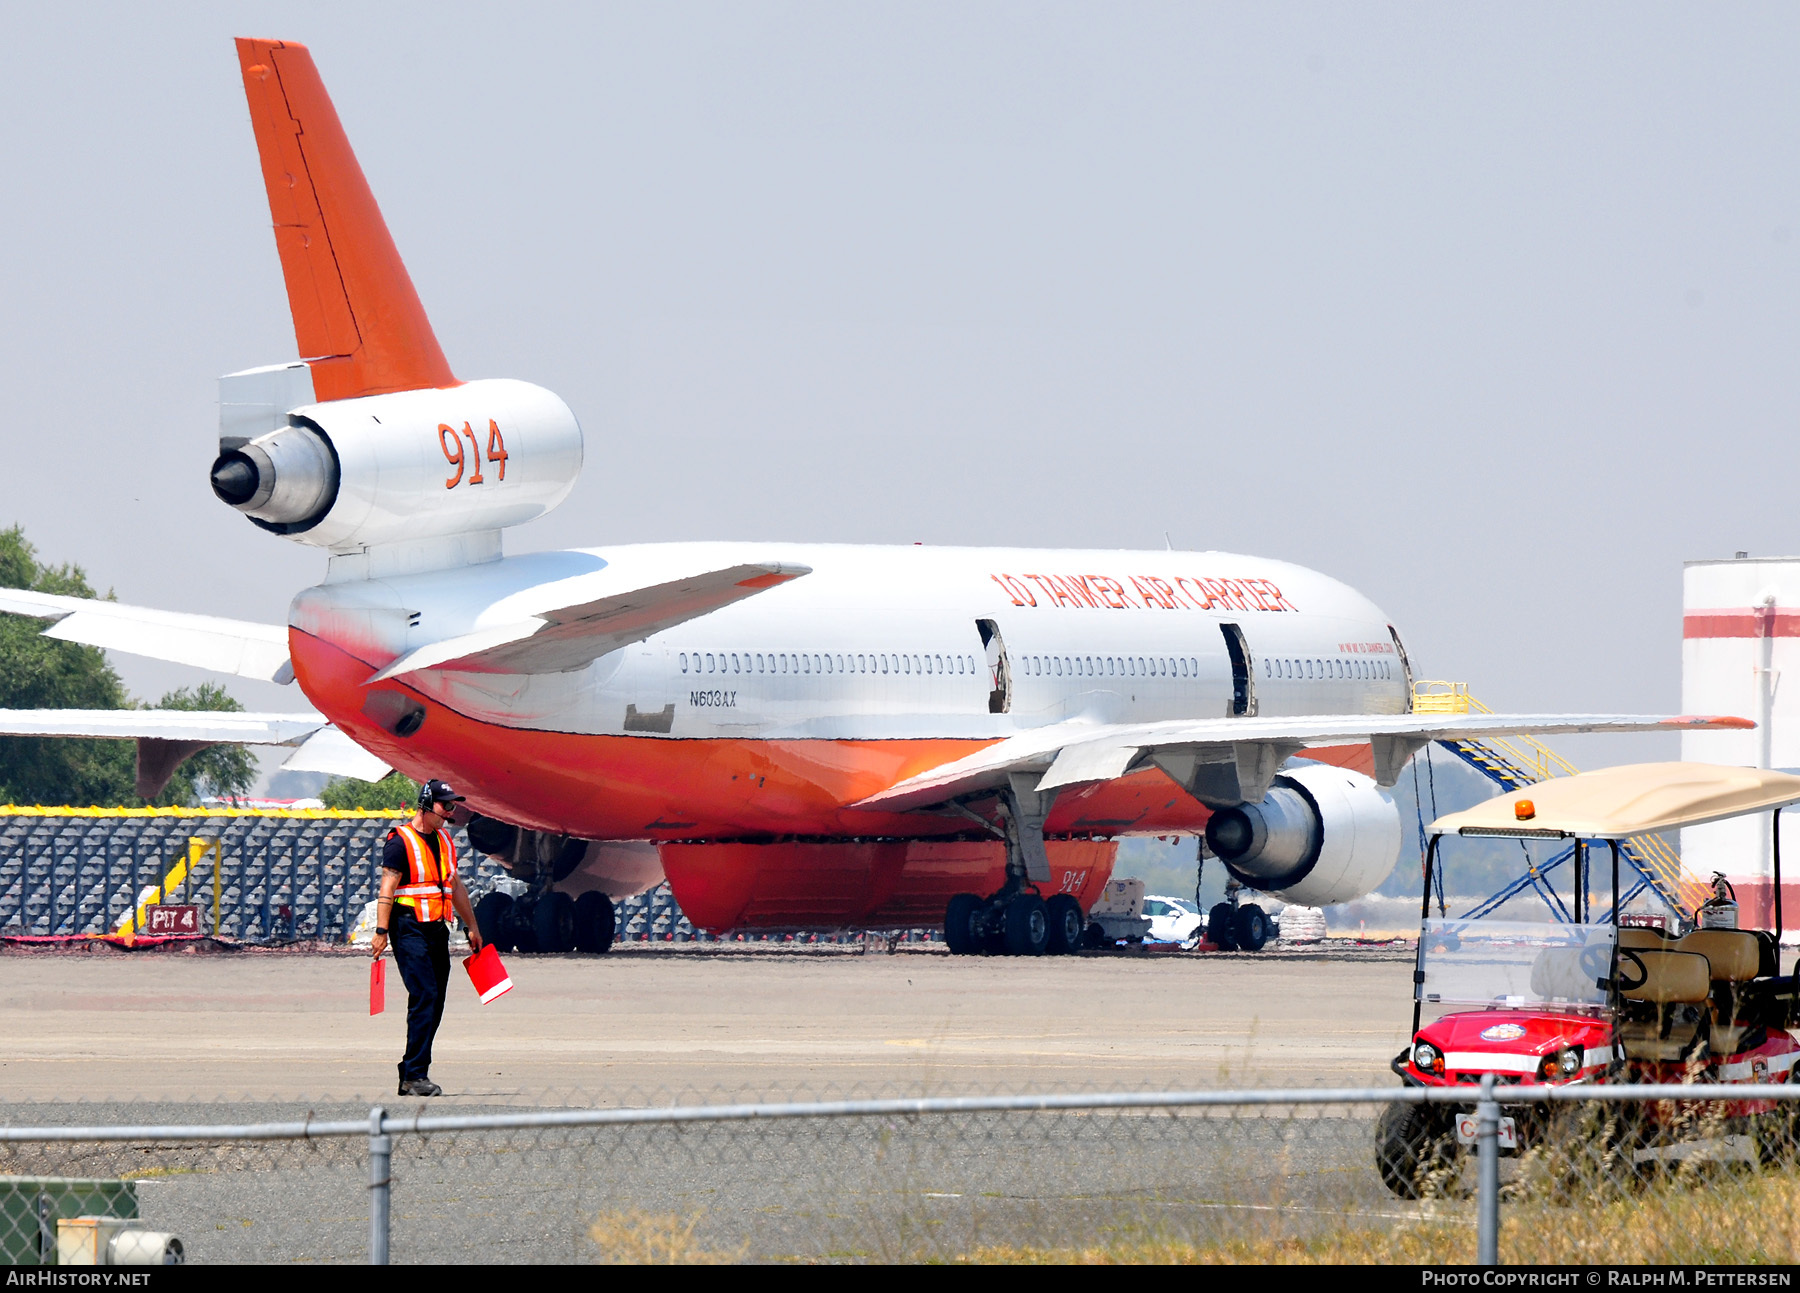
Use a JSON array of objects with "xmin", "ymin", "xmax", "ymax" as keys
[{"xmin": 1203, "ymin": 763, "xmax": 1401, "ymax": 907}]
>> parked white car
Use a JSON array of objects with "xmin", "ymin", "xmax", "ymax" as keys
[{"xmin": 1142, "ymin": 896, "xmax": 1204, "ymax": 945}]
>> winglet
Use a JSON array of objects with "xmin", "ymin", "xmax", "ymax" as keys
[{"xmin": 236, "ymin": 38, "xmax": 456, "ymax": 401}]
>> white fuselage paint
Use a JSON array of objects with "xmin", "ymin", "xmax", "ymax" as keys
[{"xmin": 291, "ymin": 541, "xmax": 1411, "ymax": 742}]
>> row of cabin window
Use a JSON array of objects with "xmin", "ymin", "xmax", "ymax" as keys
[
  {"xmin": 1022, "ymin": 654, "xmax": 1198, "ymax": 680},
  {"xmin": 1264, "ymin": 656, "xmax": 1391, "ymax": 682},
  {"xmin": 680, "ymin": 651, "xmax": 979, "ymax": 678}
]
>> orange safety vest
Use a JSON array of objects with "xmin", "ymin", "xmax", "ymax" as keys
[{"xmin": 391, "ymin": 824, "xmax": 458, "ymax": 922}]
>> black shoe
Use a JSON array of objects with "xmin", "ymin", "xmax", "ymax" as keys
[{"xmin": 398, "ymin": 1078, "xmax": 443, "ymax": 1097}]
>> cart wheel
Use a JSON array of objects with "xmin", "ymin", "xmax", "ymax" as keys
[
  {"xmin": 1208, "ymin": 903, "xmax": 1239, "ymax": 951},
  {"xmin": 1083, "ymin": 921, "xmax": 1109, "ymax": 950},
  {"xmin": 1045, "ymin": 895, "xmax": 1083, "ymax": 955},
  {"xmin": 1375, "ymin": 1101, "xmax": 1459, "ymax": 1199},
  {"xmin": 1754, "ymin": 1103, "xmax": 1798, "ymax": 1170}
]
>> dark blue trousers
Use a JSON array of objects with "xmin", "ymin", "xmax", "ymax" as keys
[{"xmin": 391, "ymin": 905, "xmax": 450, "ymax": 1083}]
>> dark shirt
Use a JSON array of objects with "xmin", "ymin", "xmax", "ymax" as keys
[{"xmin": 383, "ymin": 827, "xmax": 444, "ymax": 873}]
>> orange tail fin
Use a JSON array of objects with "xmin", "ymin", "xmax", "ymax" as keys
[{"xmin": 236, "ymin": 38, "xmax": 455, "ymax": 401}]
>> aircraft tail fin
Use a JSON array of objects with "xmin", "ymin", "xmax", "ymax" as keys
[{"xmin": 235, "ymin": 38, "xmax": 456, "ymax": 401}]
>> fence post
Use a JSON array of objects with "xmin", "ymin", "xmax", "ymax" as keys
[
  {"xmin": 368, "ymin": 1105, "xmax": 391, "ymax": 1264},
  {"xmin": 1476, "ymin": 1074, "xmax": 1500, "ymax": 1265}
]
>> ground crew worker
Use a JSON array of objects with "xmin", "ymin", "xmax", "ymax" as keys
[{"xmin": 369, "ymin": 778, "xmax": 482, "ymax": 1097}]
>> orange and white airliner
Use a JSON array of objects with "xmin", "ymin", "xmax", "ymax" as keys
[{"xmin": 0, "ymin": 39, "xmax": 1748, "ymax": 956}]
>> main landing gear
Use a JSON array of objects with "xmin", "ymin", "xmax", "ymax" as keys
[
  {"xmin": 943, "ymin": 776, "xmax": 1084, "ymax": 957},
  {"xmin": 944, "ymin": 887, "xmax": 1086, "ymax": 956},
  {"xmin": 467, "ymin": 815, "xmax": 617, "ymax": 955}
]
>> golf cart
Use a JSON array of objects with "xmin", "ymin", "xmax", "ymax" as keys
[{"xmin": 1378, "ymin": 761, "xmax": 1800, "ymax": 1198}]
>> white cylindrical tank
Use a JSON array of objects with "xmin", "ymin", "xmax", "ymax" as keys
[{"xmin": 1680, "ymin": 556, "xmax": 1800, "ymax": 931}]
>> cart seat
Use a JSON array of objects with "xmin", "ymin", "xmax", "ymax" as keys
[
  {"xmin": 1672, "ymin": 929, "xmax": 1761, "ymax": 982},
  {"xmin": 1619, "ymin": 948, "xmax": 1711, "ymax": 1003},
  {"xmin": 1617, "ymin": 948, "xmax": 1712, "ymax": 1062},
  {"xmin": 1619, "ymin": 927, "xmax": 1675, "ymax": 951}
]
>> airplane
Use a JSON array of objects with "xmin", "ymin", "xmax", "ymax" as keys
[{"xmin": 0, "ymin": 38, "xmax": 1749, "ymax": 957}]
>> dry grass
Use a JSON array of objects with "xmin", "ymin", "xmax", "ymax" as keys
[
  {"xmin": 956, "ymin": 1172, "xmax": 1800, "ymax": 1265},
  {"xmin": 588, "ymin": 1209, "xmax": 743, "ymax": 1264}
]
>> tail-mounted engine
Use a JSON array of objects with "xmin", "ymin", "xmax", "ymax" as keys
[
  {"xmin": 209, "ymin": 371, "xmax": 582, "ymax": 550},
  {"xmin": 1203, "ymin": 763, "xmax": 1401, "ymax": 906}
]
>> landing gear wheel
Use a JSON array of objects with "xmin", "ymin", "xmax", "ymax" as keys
[
  {"xmin": 508, "ymin": 900, "xmax": 539, "ymax": 953},
  {"xmin": 1045, "ymin": 895, "xmax": 1083, "ymax": 955},
  {"xmin": 573, "ymin": 891, "xmax": 616, "ymax": 954},
  {"xmin": 1208, "ymin": 903, "xmax": 1239, "ymax": 951},
  {"xmin": 474, "ymin": 891, "xmax": 515, "ymax": 954},
  {"xmin": 1233, "ymin": 903, "xmax": 1270, "ymax": 952},
  {"xmin": 1003, "ymin": 895, "xmax": 1050, "ymax": 956},
  {"xmin": 944, "ymin": 894, "xmax": 983, "ymax": 956},
  {"xmin": 533, "ymin": 891, "xmax": 576, "ymax": 954},
  {"xmin": 1375, "ymin": 1101, "xmax": 1459, "ymax": 1199},
  {"xmin": 982, "ymin": 906, "xmax": 1010, "ymax": 956}
]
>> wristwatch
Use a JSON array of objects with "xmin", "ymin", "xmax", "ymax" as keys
[{"xmin": 375, "ymin": 926, "xmax": 388, "ymax": 935}]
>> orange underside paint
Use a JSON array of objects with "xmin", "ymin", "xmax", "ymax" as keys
[
  {"xmin": 290, "ymin": 628, "xmax": 1372, "ymax": 926},
  {"xmin": 290, "ymin": 627, "xmax": 1243, "ymax": 840}
]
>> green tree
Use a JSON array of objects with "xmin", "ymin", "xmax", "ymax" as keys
[
  {"xmin": 0, "ymin": 525, "xmax": 136, "ymax": 806},
  {"xmin": 0, "ymin": 525, "xmax": 260, "ymax": 807},
  {"xmin": 321, "ymin": 771, "xmax": 419, "ymax": 811},
  {"xmin": 152, "ymin": 683, "xmax": 258, "ymax": 806}
]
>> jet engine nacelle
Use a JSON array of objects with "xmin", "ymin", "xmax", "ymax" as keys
[
  {"xmin": 210, "ymin": 378, "xmax": 582, "ymax": 549},
  {"xmin": 1202, "ymin": 763, "xmax": 1401, "ymax": 907}
]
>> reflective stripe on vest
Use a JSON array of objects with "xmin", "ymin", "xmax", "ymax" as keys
[{"xmin": 392, "ymin": 824, "xmax": 457, "ymax": 922}]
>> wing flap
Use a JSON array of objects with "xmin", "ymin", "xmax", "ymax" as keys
[
  {"xmin": 372, "ymin": 562, "xmax": 811, "ymax": 680},
  {"xmin": 280, "ymin": 725, "xmax": 392, "ymax": 781}
]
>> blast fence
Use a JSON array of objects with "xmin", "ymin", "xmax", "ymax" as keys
[
  {"xmin": 0, "ymin": 811, "xmax": 937, "ymax": 948},
  {"xmin": 5, "ymin": 1082, "xmax": 1800, "ymax": 1265}
]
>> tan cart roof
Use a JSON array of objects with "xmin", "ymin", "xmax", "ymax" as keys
[{"xmin": 1429, "ymin": 761, "xmax": 1800, "ymax": 839}]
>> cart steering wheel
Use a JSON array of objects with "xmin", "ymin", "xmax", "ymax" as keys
[{"xmin": 1615, "ymin": 947, "xmax": 1648, "ymax": 993}]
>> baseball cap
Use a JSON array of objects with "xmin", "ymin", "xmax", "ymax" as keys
[{"xmin": 418, "ymin": 778, "xmax": 467, "ymax": 809}]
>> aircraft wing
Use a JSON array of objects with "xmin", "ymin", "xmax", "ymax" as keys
[
  {"xmin": 854, "ymin": 711, "xmax": 1755, "ymax": 812},
  {"xmin": 0, "ymin": 708, "xmax": 332, "ymax": 800},
  {"xmin": 370, "ymin": 562, "xmax": 811, "ymax": 680},
  {"xmin": 0, "ymin": 709, "xmax": 325, "ymax": 743},
  {"xmin": 0, "ymin": 589, "xmax": 293, "ymax": 683}
]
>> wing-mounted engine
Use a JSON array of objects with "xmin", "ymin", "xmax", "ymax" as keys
[
  {"xmin": 1202, "ymin": 763, "xmax": 1401, "ymax": 906},
  {"xmin": 210, "ymin": 377, "xmax": 582, "ymax": 549}
]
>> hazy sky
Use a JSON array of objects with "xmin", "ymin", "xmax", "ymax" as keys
[{"xmin": 3, "ymin": 4, "xmax": 1796, "ymax": 779}]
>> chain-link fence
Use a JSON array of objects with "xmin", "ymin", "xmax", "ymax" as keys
[{"xmin": 5, "ymin": 1082, "xmax": 1800, "ymax": 1265}]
